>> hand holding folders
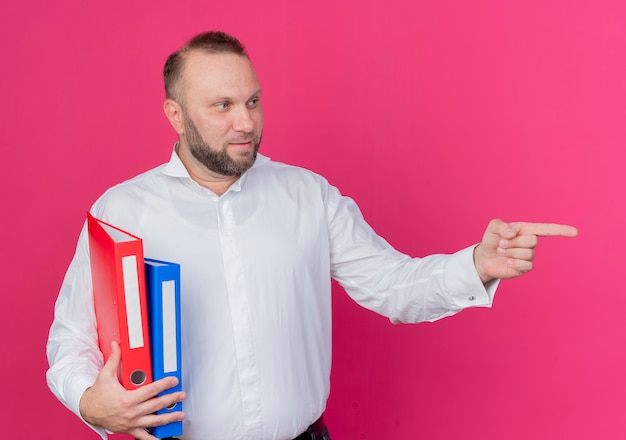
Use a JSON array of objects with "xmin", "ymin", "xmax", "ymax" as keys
[
  {"xmin": 78, "ymin": 341, "xmax": 185, "ymax": 440},
  {"xmin": 86, "ymin": 213, "xmax": 185, "ymax": 438}
]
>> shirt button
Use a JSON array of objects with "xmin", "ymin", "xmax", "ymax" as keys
[{"xmin": 468, "ymin": 295, "xmax": 476, "ymax": 301}]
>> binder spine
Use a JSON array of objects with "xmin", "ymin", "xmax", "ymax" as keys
[
  {"xmin": 87, "ymin": 212, "xmax": 153, "ymax": 391},
  {"xmin": 145, "ymin": 258, "xmax": 183, "ymax": 438}
]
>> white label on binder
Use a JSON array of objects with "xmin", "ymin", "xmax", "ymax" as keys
[
  {"xmin": 122, "ymin": 255, "xmax": 144, "ymax": 349},
  {"xmin": 162, "ymin": 280, "xmax": 178, "ymax": 373}
]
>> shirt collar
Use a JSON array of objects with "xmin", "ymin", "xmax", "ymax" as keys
[{"xmin": 160, "ymin": 143, "xmax": 271, "ymax": 192}]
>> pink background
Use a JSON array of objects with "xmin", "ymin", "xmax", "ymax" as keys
[{"xmin": 1, "ymin": 0, "xmax": 624, "ymax": 438}]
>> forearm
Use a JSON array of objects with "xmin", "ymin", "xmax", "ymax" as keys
[
  {"xmin": 46, "ymin": 225, "xmax": 108, "ymax": 437},
  {"xmin": 337, "ymin": 244, "xmax": 498, "ymax": 324},
  {"xmin": 46, "ymin": 317, "xmax": 109, "ymax": 439}
]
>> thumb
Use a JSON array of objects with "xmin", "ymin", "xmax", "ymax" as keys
[
  {"xmin": 101, "ymin": 340, "xmax": 122, "ymax": 378},
  {"xmin": 488, "ymin": 219, "xmax": 517, "ymax": 240}
]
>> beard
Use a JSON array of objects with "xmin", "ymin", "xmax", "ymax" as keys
[{"xmin": 183, "ymin": 111, "xmax": 261, "ymax": 177}]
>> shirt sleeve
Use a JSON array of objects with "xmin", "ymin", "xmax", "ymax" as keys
[
  {"xmin": 326, "ymin": 186, "xmax": 499, "ymax": 324},
  {"xmin": 45, "ymin": 222, "xmax": 108, "ymax": 439}
]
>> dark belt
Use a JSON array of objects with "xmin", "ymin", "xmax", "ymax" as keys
[
  {"xmin": 155, "ymin": 415, "xmax": 328, "ymax": 440},
  {"xmin": 293, "ymin": 414, "xmax": 328, "ymax": 440}
]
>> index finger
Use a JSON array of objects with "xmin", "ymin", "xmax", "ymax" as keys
[
  {"xmin": 511, "ymin": 222, "xmax": 578, "ymax": 238},
  {"xmin": 133, "ymin": 376, "xmax": 181, "ymax": 402}
]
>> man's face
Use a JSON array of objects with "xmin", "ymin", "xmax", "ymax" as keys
[{"xmin": 178, "ymin": 51, "xmax": 264, "ymax": 177}]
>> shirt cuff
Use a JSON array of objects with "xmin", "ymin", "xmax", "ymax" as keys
[
  {"xmin": 444, "ymin": 245, "xmax": 499, "ymax": 309},
  {"xmin": 65, "ymin": 373, "xmax": 109, "ymax": 439}
]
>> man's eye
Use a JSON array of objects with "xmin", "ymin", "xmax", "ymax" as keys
[
  {"xmin": 216, "ymin": 102, "xmax": 230, "ymax": 110},
  {"xmin": 247, "ymin": 98, "xmax": 260, "ymax": 108}
]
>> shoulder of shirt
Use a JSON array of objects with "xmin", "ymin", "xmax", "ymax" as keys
[
  {"xmin": 90, "ymin": 162, "xmax": 168, "ymax": 214},
  {"xmin": 247, "ymin": 158, "xmax": 349, "ymax": 211},
  {"xmin": 252, "ymin": 157, "xmax": 331, "ymax": 184}
]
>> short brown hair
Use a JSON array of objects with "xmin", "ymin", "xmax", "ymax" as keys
[{"xmin": 163, "ymin": 31, "xmax": 248, "ymax": 101}]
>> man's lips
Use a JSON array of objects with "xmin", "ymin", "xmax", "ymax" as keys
[{"xmin": 228, "ymin": 140, "xmax": 254, "ymax": 149}]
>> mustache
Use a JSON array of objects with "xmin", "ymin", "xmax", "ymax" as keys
[{"xmin": 228, "ymin": 133, "xmax": 258, "ymax": 144}]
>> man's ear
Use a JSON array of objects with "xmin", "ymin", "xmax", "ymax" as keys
[{"xmin": 164, "ymin": 99, "xmax": 185, "ymax": 134}]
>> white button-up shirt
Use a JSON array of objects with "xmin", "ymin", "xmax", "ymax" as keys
[{"xmin": 46, "ymin": 149, "xmax": 496, "ymax": 440}]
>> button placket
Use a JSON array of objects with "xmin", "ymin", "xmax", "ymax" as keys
[{"xmin": 217, "ymin": 196, "xmax": 264, "ymax": 437}]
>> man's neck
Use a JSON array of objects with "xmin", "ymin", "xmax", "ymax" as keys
[
  {"xmin": 192, "ymin": 174, "xmax": 240, "ymax": 196},
  {"xmin": 175, "ymin": 143, "xmax": 240, "ymax": 196}
]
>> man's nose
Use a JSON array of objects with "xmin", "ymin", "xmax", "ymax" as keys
[{"xmin": 232, "ymin": 106, "xmax": 255, "ymax": 132}]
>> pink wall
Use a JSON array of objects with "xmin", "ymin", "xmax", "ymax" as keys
[{"xmin": 2, "ymin": 0, "xmax": 624, "ymax": 438}]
